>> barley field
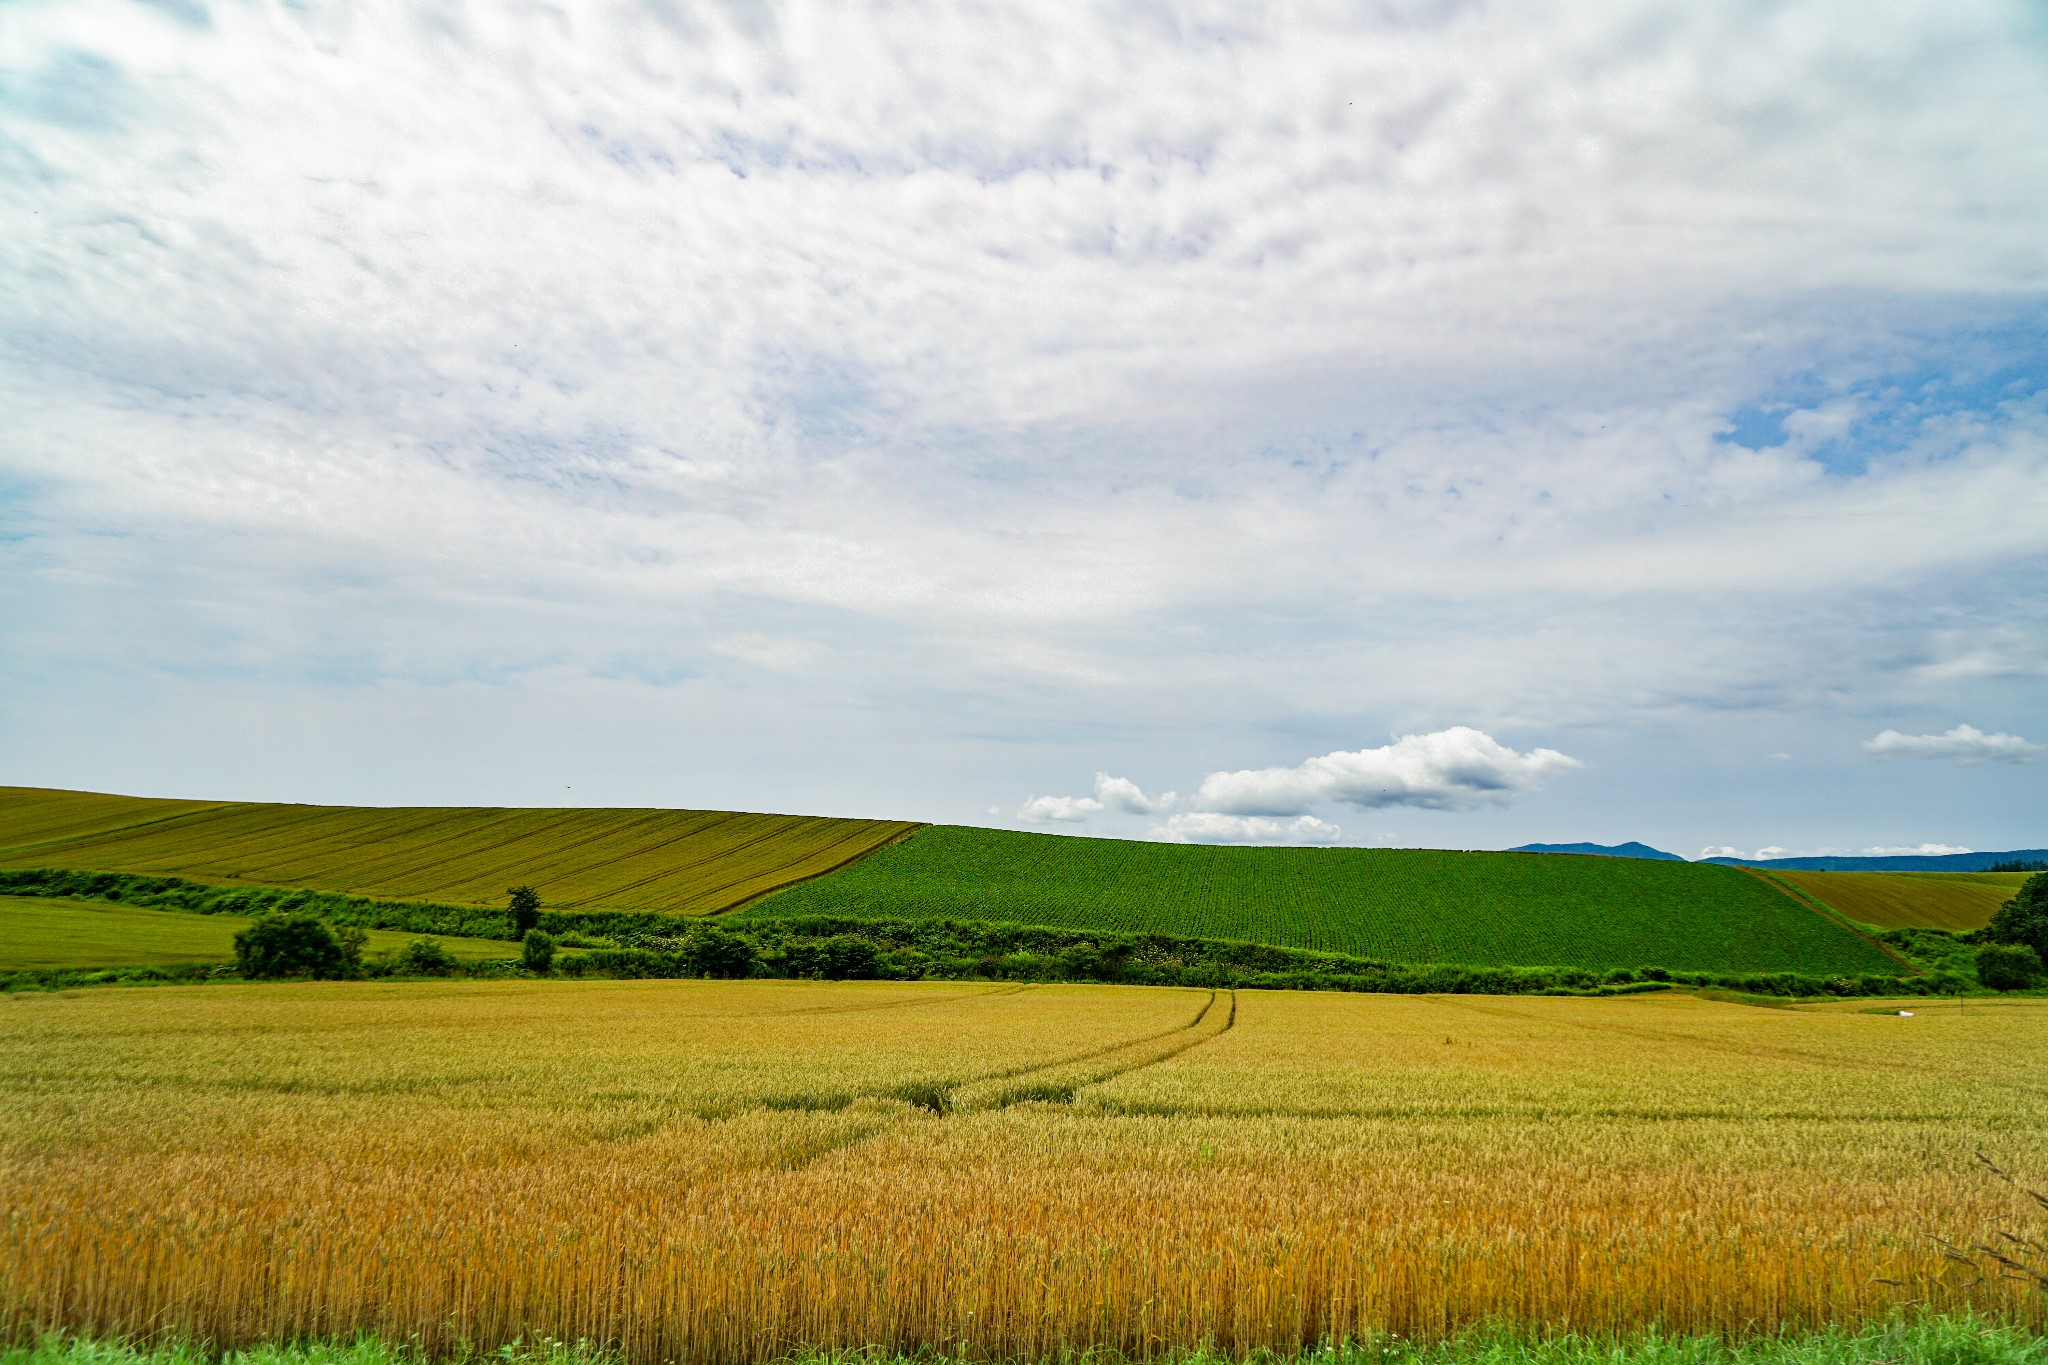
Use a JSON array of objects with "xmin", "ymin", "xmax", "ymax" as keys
[
  {"xmin": 1766, "ymin": 869, "xmax": 2029, "ymax": 932},
  {"xmin": 0, "ymin": 786, "xmax": 916, "ymax": 915},
  {"xmin": 3, "ymin": 981, "xmax": 2043, "ymax": 1363}
]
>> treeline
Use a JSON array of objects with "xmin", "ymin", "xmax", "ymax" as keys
[
  {"xmin": 0, "ymin": 867, "xmax": 673, "ymax": 940},
  {"xmin": 566, "ymin": 916, "xmax": 1941, "ymax": 998},
  {"xmin": 1, "ymin": 866, "xmax": 1973, "ymax": 999}
]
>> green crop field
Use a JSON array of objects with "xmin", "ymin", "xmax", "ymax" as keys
[
  {"xmin": 0, "ymin": 786, "xmax": 917, "ymax": 916},
  {"xmin": 1766, "ymin": 868, "xmax": 2029, "ymax": 932},
  {"xmin": 0, "ymin": 895, "xmax": 520, "ymax": 970},
  {"xmin": 745, "ymin": 826, "xmax": 1906, "ymax": 975}
]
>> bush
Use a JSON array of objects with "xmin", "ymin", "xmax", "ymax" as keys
[
  {"xmin": 1976, "ymin": 943, "xmax": 2044, "ymax": 992},
  {"xmin": 522, "ymin": 929, "xmax": 556, "ymax": 974},
  {"xmin": 819, "ymin": 935, "xmax": 881, "ymax": 980},
  {"xmin": 233, "ymin": 915, "xmax": 352, "ymax": 980},
  {"xmin": 678, "ymin": 924, "xmax": 756, "ymax": 979},
  {"xmin": 396, "ymin": 938, "xmax": 460, "ymax": 976}
]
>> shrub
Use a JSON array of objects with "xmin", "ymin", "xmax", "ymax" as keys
[
  {"xmin": 819, "ymin": 935, "xmax": 880, "ymax": 980},
  {"xmin": 233, "ymin": 915, "xmax": 351, "ymax": 980},
  {"xmin": 679, "ymin": 925, "xmax": 756, "ymax": 979},
  {"xmin": 506, "ymin": 885, "xmax": 542, "ymax": 940},
  {"xmin": 1976, "ymin": 943, "xmax": 2044, "ymax": 992},
  {"xmin": 396, "ymin": 938, "xmax": 460, "ymax": 976},
  {"xmin": 522, "ymin": 929, "xmax": 556, "ymax": 974}
]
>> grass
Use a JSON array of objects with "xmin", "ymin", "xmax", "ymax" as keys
[
  {"xmin": 746, "ymin": 827, "xmax": 1904, "ymax": 975},
  {"xmin": 6, "ymin": 1317, "xmax": 2047, "ymax": 1365},
  {"xmin": 0, "ymin": 786, "xmax": 917, "ymax": 916},
  {"xmin": 0, "ymin": 896, "xmax": 519, "ymax": 970},
  {"xmin": 1766, "ymin": 870, "xmax": 2030, "ymax": 932},
  {"xmin": 4, "ymin": 981, "xmax": 2042, "ymax": 1360}
]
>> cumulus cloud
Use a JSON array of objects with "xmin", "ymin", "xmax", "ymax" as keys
[
  {"xmin": 1193, "ymin": 728, "xmax": 1580, "ymax": 815},
  {"xmin": 1016, "ymin": 794, "xmax": 1102, "ymax": 823},
  {"xmin": 1863, "ymin": 724, "xmax": 2043, "ymax": 763},
  {"xmin": 1700, "ymin": 842, "xmax": 1972, "ymax": 859},
  {"xmin": 1018, "ymin": 773, "xmax": 1173, "ymax": 823},
  {"xmin": 1151, "ymin": 813, "xmax": 1342, "ymax": 845}
]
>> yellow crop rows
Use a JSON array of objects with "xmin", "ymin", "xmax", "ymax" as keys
[
  {"xmin": 0, "ymin": 786, "xmax": 917, "ymax": 914},
  {"xmin": 3, "ymin": 982, "xmax": 2043, "ymax": 1361},
  {"xmin": 1767, "ymin": 868, "xmax": 2029, "ymax": 932}
]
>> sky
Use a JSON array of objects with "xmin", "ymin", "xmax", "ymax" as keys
[{"xmin": 2, "ymin": 0, "xmax": 2045, "ymax": 858}]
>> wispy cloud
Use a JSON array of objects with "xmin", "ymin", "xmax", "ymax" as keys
[
  {"xmin": 1152, "ymin": 813, "xmax": 1342, "ymax": 846},
  {"xmin": 1864, "ymin": 725, "xmax": 2043, "ymax": 763}
]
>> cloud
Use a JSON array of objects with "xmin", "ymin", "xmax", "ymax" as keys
[
  {"xmin": 1018, "ymin": 772, "xmax": 1173, "ymax": 823},
  {"xmin": 1701, "ymin": 842, "xmax": 1972, "ymax": 860},
  {"xmin": 1151, "ymin": 813, "xmax": 1342, "ymax": 845},
  {"xmin": 1016, "ymin": 794, "xmax": 1101, "ymax": 823},
  {"xmin": 1193, "ymin": 728, "xmax": 1580, "ymax": 816},
  {"xmin": 1863, "ymin": 724, "xmax": 2043, "ymax": 763},
  {"xmin": 1092, "ymin": 773, "xmax": 1175, "ymax": 815}
]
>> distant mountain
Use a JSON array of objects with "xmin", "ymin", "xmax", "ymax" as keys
[
  {"xmin": 1509, "ymin": 841, "xmax": 1685, "ymax": 861},
  {"xmin": 1702, "ymin": 849, "xmax": 2048, "ymax": 872}
]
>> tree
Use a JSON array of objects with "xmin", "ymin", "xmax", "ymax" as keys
[
  {"xmin": 522, "ymin": 929, "xmax": 556, "ymax": 975},
  {"xmin": 506, "ymin": 885, "xmax": 541, "ymax": 940},
  {"xmin": 234, "ymin": 915, "xmax": 351, "ymax": 980},
  {"xmin": 1976, "ymin": 943, "xmax": 2044, "ymax": 992},
  {"xmin": 396, "ymin": 938, "xmax": 459, "ymax": 976},
  {"xmin": 1985, "ymin": 872, "xmax": 2048, "ymax": 960}
]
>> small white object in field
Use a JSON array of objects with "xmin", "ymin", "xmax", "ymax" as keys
[{"xmin": 1898, "ymin": 1010, "xmax": 1915, "ymax": 1017}]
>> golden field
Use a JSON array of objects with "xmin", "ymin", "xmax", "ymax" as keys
[
  {"xmin": 0, "ymin": 786, "xmax": 915, "ymax": 915},
  {"xmin": 1765, "ymin": 868, "xmax": 2030, "ymax": 932},
  {"xmin": 3, "ymin": 981, "xmax": 2044, "ymax": 1362}
]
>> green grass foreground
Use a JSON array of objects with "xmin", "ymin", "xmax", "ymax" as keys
[
  {"xmin": 748, "ymin": 825, "xmax": 1901, "ymax": 975},
  {"xmin": 7, "ymin": 1318, "xmax": 2046, "ymax": 1365}
]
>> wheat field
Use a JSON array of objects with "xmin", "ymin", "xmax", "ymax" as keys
[{"xmin": 3, "ymin": 981, "xmax": 2043, "ymax": 1362}]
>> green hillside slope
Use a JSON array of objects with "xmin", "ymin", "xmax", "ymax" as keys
[
  {"xmin": 0, "ymin": 786, "xmax": 916, "ymax": 915},
  {"xmin": 744, "ymin": 826, "xmax": 1906, "ymax": 975}
]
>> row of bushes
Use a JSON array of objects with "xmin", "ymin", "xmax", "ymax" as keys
[{"xmin": 0, "ymin": 867, "xmax": 671, "ymax": 941}]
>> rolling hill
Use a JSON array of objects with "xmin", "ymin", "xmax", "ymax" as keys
[
  {"xmin": 0, "ymin": 785, "xmax": 916, "ymax": 916},
  {"xmin": 1760, "ymin": 868, "xmax": 2028, "ymax": 932},
  {"xmin": 745, "ymin": 825, "xmax": 1905, "ymax": 975}
]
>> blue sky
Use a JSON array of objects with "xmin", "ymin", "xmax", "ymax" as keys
[{"xmin": 2, "ymin": 0, "xmax": 2044, "ymax": 857}]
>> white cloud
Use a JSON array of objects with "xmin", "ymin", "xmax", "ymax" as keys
[
  {"xmin": 1151, "ymin": 813, "xmax": 1343, "ymax": 846},
  {"xmin": 1017, "ymin": 772, "xmax": 1173, "ymax": 823},
  {"xmin": 1863, "ymin": 724, "xmax": 2044, "ymax": 763},
  {"xmin": 1193, "ymin": 728, "xmax": 1580, "ymax": 816},
  {"xmin": 1700, "ymin": 842, "xmax": 1972, "ymax": 860},
  {"xmin": 1092, "ymin": 773, "xmax": 1175, "ymax": 815},
  {"xmin": 1016, "ymin": 794, "xmax": 1102, "ymax": 823},
  {"xmin": 710, "ymin": 634, "xmax": 822, "ymax": 672}
]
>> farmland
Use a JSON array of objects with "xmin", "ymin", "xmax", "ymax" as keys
[
  {"xmin": 747, "ymin": 826, "xmax": 1902, "ymax": 975},
  {"xmin": 0, "ymin": 896, "xmax": 515, "ymax": 971},
  {"xmin": 2, "ymin": 980, "xmax": 2041, "ymax": 1361},
  {"xmin": 0, "ymin": 785, "xmax": 915, "ymax": 916},
  {"xmin": 1766, "ymin": 869, "xmax": 2029, "ymax": 932}
]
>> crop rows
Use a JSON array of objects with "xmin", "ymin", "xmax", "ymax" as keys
[
  {"xmin": 0, "ymin": 786, "xmax": 916, "ymax": 915},
  {"xmin": 749, "ymin": 826, "xmax": 1903, "ymax": 975},
  {"xmin": 3, "ymin": 981, "xmax": 2040, "ymax": 1362},
  {"xmin": 1767, "ymin": 868, "xmax": 2027, "ymax": 932}
]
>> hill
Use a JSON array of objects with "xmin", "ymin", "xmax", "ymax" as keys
[
  {"xmin": 1704, "ymin": 848, "xmax": 2048, "ymax": 872},
  {"xmin": 744, "ymin": 825, "xmax": 1904, "ymax": 975},
  {"xmin": 1759, "ymin": 868, "xmax": 2028, "ymax": 932},
  {"xmin": 1509, "ymin": 841, "xmax": 1683, "ymax": 861},
  {"xmin": 0, "ymin": 785, "xmax": 916, "ymax": 915}
]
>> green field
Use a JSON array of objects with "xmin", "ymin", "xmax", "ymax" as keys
[
  {"xmin": 0, "ymin": 895, "xmax": 519, "ymax": 970},
  {"xmin": 1767, "ymin": 868, "xmax": 2028, "ymax": 932},
  {"xmin": 0, "ymin": 785, "xmax": 916, "ymax": 915},
  {"xmin": 746, "ymin": 826, "xmax": 1906, "ymax": 974}
]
